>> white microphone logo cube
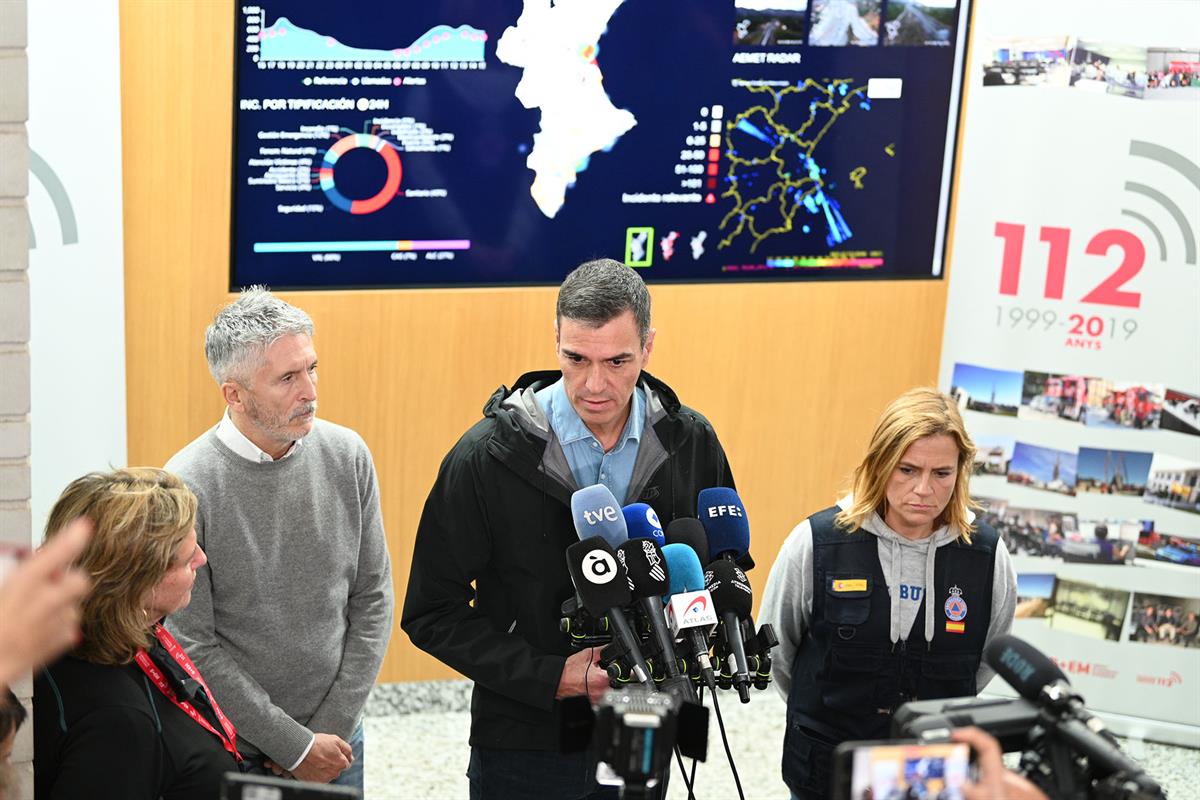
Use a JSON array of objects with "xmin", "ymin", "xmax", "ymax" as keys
[{"xmin": 666, "ymin": 590, "xmax": 718, "ymax": 636}]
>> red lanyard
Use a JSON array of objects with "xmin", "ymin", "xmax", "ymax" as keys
[{"xmin": 134, "ymin": 624, "xmax": 243, "ymax": 763}]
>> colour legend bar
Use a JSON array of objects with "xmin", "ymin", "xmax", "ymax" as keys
[
  {"xmin": 766, "ymin": 256, "xmax": 884, "ymax": 268},
  {"xmin": 254, "ymin": 240, "xmax": 471, "ymax": 253}
]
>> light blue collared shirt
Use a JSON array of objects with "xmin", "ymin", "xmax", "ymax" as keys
[{"xmin": 535, "ymin": 378, "xmax": 645, "ymax": 503}]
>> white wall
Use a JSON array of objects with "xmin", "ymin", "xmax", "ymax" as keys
[
  {"xmin": 0, "ymin": 1, "xmax": 33, "ymax": 794},
  {"xmin": 27, "ymin": 0, "xmax": 126, "ymax": 538}
]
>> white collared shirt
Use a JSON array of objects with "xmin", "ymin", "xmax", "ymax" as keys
[{"xmin": 215, "ymin": 409, "xmax": 303, "ymax": 463}]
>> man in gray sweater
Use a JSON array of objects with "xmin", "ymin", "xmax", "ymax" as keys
[{"xmin": 166, "ymin": 288, "xmax": 393, "ymax": 791}]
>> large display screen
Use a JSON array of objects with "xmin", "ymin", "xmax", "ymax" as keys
[{"xmin": 231, "ymin": 1, "xmax": 971, "ymax": 289}]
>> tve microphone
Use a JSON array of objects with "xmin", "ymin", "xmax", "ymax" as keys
[
  {"xmin": 984, "ymin": 635, "xmax": 1147, "ymax": 780},
  {"xmin": 570, "ymin": 485, "xmax": 628, "ymax": 549},
  {"xmin": 704, "ymin": 559, "xmax": 753, "ymax": 703},
  {"xmin": 661, "ymin": 543, "xmax": 717, "ymax": 689},
  {"xmin": 617, "ymin": 538, "xmax": 680, "ymax": 680},
  {"xmin": 697, "ymin": 487, "xmax": 750, "ymax": 564},
  {"xmin": 665, "ymin": 517, "xmax": 708, "ymax": 562},
  {"xmin": 622, "ymin": 503, "xmax": 665, "ymax": 547},
  {"xmin": 566, "ymin": 537, "xmax": 654, "ymax": 690}
]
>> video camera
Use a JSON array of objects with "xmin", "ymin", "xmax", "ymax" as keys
[
  {"xmin": 559, "ymin": 685, "xmax": 709, "ymax": 800},
  {"xmin": 881, "ymin": 635, "xmax": 1166, "ymax": 800}
]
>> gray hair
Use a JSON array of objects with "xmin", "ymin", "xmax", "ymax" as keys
[
  {"xmin": 204, "ymin": 286, "xmax": 314, "ymax": 384},
  {"xmin": 556, "ymin": 258, "xmax": 652, "ymax": 346}
]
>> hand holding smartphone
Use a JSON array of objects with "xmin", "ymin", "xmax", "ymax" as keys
[{"xmin": 833, "ymin": 738, "xmax": 974, "ymax": 800}]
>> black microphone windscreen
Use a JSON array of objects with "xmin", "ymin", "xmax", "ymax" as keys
[
  {"xmin": 665, "ymin": 517, "xmax": 708, "ymax": 562},
  {"xmin": 703, "ymin": 559, "xmax": 753, "ymax": 617},
  {"xmin": 984, "ymin": 634, "xmax": 1069, "ymax": 702},
  {"xmin": 566, "ymin": 537, "xmax": 632, "ymax": 616},
  {"xmin": 617, "ymin": 539, "xmax": 670, "ymax": 599}
]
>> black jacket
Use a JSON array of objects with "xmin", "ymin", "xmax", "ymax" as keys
[
  {"xmin": 401, "ymin": 370, "xmax": 735, "ymax": 750},
  {"xmin": 34, "ymin": 655, "xmax": 238, "ymax": 800}
]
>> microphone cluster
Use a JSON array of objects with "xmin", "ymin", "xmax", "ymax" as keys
[{"xmin": 561, "ymin": 484, "xmax": 778, "ymax": 702}]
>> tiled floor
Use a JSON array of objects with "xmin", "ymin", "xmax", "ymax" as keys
[{"xmin": 362, "ymin": 681, "xmax": 1198, "ymax": 800}]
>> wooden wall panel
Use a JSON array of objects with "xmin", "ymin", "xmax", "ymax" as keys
[{"xmin": 122, "ymin": 1, "xmax": 951, "ymax": 683}]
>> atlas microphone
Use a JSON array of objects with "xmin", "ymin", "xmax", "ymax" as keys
[
  {"xmin": 661, "ymin": 543, "xmax": 718, "ymax": 691},
  {"xmin": 565, "ymin": 537, "xmax": 656, "ymax": 690},
  {"xmin": 704, "ymin": 560, "xmax": 753, "ymax": 703}
]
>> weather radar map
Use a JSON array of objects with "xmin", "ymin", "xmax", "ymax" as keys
[
  {"xmin": 231, "ymin": 0, "xmax": 970, "ymax": 289},
  {"xmin": 720, "ymin": 80, "xmax": 874, "ymax": 261}
]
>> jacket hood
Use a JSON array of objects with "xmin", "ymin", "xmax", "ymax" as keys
[{"xmin": 835, "ymin": 494, "xmax": 975, "ymax": 646}]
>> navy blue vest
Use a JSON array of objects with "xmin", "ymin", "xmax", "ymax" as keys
[{"xmin": 782, "ymin": 507, "xmax": 998, "ymax": 798}]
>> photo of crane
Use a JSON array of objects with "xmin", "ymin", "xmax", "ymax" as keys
[{"xmin": 1075, "ymin": 447, "xmax": 1154, "ymax": 496}]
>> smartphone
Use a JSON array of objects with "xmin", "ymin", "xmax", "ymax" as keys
[{"xmin": 832, "ymin": 738, "xmax": 974, "ymax": 800}]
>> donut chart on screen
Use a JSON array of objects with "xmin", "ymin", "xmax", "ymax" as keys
[{"xmin": 318, "ymin": 133, "xmax": 402, "ymax": 215}]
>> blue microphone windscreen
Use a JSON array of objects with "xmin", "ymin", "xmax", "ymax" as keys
[
  {"xmin": 622, "ymin": 503, "xmax": 665, "ymax": 547},
  {"xmin": 697, "ymin": 486, "xmax": 750, "ymax": 562},
  {"xmin": 570, "ymin": 484, "xmax": 628, "ymax": 549},
  {"xmin": 662, "ymin": 543, "xmax": 705, "ymax": 595}
]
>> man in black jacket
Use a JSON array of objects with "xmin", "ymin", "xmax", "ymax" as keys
[{"xmin": 402, "ymin": 258, "xmax": 736, "ymax": 800}]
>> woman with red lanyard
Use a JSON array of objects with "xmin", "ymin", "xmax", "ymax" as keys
[{"xmin": 34, "ymin": 468, "xmax": 244, "ymax": 799}]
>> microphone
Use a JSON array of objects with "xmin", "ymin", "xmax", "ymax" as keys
[
  {"xmin": 617, "ymin": 538, "xmax": 680, "ymax": 680},
  {"xmin": 984, "ymin": 635, "xmax": 1147, "ymax": 780},
  {"xmin": 661, "ymin": 543, "xmax": 718, "ymax": 690},
  {"xmin": 622, "ymin": 503, "xmax": 665, "ymax": 547},
  {"xmin": 704, "ymin": 559, "xmax": 753, "ymax": 703},
  {"xmin": 665, "ymin": 517, "xmax": 708, "ymax": 562},
  {"xmin": 570, "ymin": 484, "xmax": 628, "ymax": 549},
  {"xmin": 984, "ymin": 634, "xmax": 1069, "ymax": 703},
  {"xmin": 697, "ymin": 487, "xmax": 750, "ymax": 564},
  {"xmin": 565, "ymin": 537, "xmax": 655, "ymax": 690}
]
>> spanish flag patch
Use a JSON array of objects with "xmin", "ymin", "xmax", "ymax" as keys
[{"xmin": 945, "ymin": 621, "xmax": 965, "ymax": 634}]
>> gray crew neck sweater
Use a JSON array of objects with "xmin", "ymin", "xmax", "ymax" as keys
[{"xmin": 165, "ymin": 419, "xmax": 394, "ymax": 768}]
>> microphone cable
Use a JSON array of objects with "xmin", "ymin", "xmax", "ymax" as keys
[
  {"xmin": 673, "ymin": 745, "xmax": 697, "ymax": 800},
  {"xmin": 707, "ymin": 686, "xmax": 745, "ymax": 800}
]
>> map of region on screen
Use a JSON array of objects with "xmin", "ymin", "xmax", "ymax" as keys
[{"xmin": 231, "ymin": 0, "xmax": 970, "ymax": 289}]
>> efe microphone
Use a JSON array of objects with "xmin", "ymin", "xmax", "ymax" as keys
[
  {"xmin": 697, "ymin": 487, "xmax": 750, "ymax": 565},
  {"xmin": 704, "ymin": 559, "xmax": 753, "ymax": 703},
  {"xmin": 565, "ymin": 537, "xmax": 655, "ymax": 690}
]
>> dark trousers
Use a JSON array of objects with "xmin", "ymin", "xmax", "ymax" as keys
[{"xmin": 467, "ymin": 747, "xmax": 621, "ymax": 800}]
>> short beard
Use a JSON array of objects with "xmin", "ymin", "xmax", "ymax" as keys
[{"xmin": 244, "ymin": 396, "xmax": 316, "ymax": 447}]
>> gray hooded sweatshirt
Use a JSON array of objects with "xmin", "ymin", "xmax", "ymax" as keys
[{"xmin": 758, "ymin": 495, "xmax": 1017, "ymax": 699}]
